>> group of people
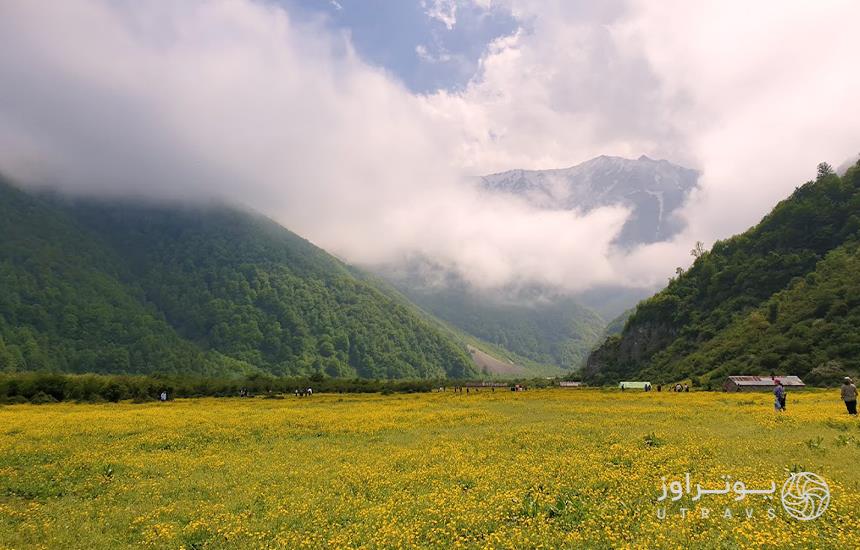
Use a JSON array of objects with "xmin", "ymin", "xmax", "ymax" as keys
[
  {"xmin": 648, "ymin": 384, "xmax": 688, "ymax": 392},
  {"xmin": 294, "ymin": 388, "xmax": 313, "ymax": 397},
  {"xmin": 773, "ymin": 377, "xmax": 857, "ymax": 415},
  {"xmin": 448, "ymin": 386, "xmax": 501, "ymax": 393},
  {"xmin": 620, "ymin": 383, "xmax": 689, "ymax": 392}
]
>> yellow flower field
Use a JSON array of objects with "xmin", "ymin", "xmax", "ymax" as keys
[{"xmin": 1, "ymin": 389, "xmax": 858, "ymax": 549}]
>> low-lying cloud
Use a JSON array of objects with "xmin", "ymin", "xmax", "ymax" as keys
[{"xmin": 1, "ymin": 0, "xmax": 859, "ymax": 294}]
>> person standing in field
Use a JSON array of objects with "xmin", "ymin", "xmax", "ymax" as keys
[
  {"xmin": 841, "ymin": 377, "xmax": 857, "ymax": 415},
  {"xmin": 773, "ymin": 380, "xmax": 785, "ymax": 412}
]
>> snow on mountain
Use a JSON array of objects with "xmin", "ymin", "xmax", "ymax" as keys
[{"xmin": 481, "ymin": 155, "xmax": 699, "ymax": 246}]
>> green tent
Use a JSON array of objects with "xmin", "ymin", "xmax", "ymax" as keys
[{"xmin": 619, "ymin": 381, "xmax": 651, "ymax": 390}]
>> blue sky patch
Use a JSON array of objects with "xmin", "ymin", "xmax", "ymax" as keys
[{"xmin": 274, "ymin": 0, "xmax": 519, "ymax": 93}]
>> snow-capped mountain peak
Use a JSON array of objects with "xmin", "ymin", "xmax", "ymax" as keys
[{"xmin": 481, "ymin": 155, "xmax": 699, "ymax": 246}]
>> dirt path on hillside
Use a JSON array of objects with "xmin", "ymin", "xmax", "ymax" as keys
[{"xmin": 467, "ymin": 345, "xmax": 526, "ymax": 376}]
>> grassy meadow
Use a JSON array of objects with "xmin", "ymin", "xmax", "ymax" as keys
[{"xmin": 1, "ymin": 389, "xmax": 858, "ymax": 549}]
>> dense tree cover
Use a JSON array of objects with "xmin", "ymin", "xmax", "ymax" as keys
[
  {"xmin": 0, "ymin": 182, "xmax": 217, "ymax": 376},
  {"xmin": 0, "ymin": 372, "xmax": 447, "ymax": 403},
  {"xmin": 673, "ymin": 241, "xmax": 860, "ymax": 386},
  {"xmin": 0, "ymin": 372, "xmax": 557, "ymax": 404},
  {"xmin": 585, "ymin": 160, "xmax": 860, "ymax": 385},
  {"xmin": 0, "ymin": 180, "xmax": 475, "ymax": 379},
  {"xmin": 397, "ymin": 287, "xmax": 606, "ymax": 370},
  {"xmin": 602, "ymin": 309, "xmax": 633, "ymax": 338}
]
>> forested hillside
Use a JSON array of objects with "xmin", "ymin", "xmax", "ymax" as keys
[
  {"xmin": 585, "ymin": 161, "xmax": 860, "ymax": 385},
  {"xmin": 0, "ymin": 179, "xmax": 476, "ymax": 379},
  {"xmin": 397, "ymin": 286, "xmax": 605, "ymax": 371},
  {"xmin": 0, "ymin": 182, "xmax": 212, "ymax": 375}
]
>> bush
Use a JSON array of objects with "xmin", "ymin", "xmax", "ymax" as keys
[
  {"xmin": 29, "ymin": 391, "xmax": 58, "ymax": 404},
  {"xmin": 0, "ymin": 395, "xmax": 29, "ymax": 405},
  {"xmin": 0, "ymin": 372, "xmax": 456, "ymax": 402}
]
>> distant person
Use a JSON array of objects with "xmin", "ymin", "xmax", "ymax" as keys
[
  {"xmin": 684, "ymin": 384, "xmax": 689, "ymax": 393},
  {"xmin": 307, "ymin": 388, "xmax": 313, "ymax": 397},
  {"xmin": 674, "ymin": 384, "xmax": 682, "ymax": 392},
  {"xmin": 159, "ymin": 391, "xmax": 167, "ymax": 402},
  {"xmin": 657, "ymin": 384, "xmax": 662, "ymax": 392},
  {"xmin": 773, "ymin": 380, "xmax": 785, "ymax": 412},
  {"xmin": 841, "ymin": 377, "xmax": 857, "ymax": 415},
  {"xmin": 621, "ymin": 384, "xmax": 625, "ymax": 392}
]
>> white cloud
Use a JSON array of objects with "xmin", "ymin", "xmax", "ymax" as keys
[
  {"xmin": 1, "ymin": 0, "xmax": 859, "ymax": 295},
  {"xmin": 619, "ymin": 0, "xmax": 860, "ymax": 243},
  {"xmin": 425, "ymin": 0, "xmax": 860, "ymax": 285},
  {"xmin": 415, "ymin": 44, "xmax": 453, "ymax": 63},
  {"xmin": 422, "ymin": 0, "xmax": 458, "ymax": 30},
  {"xmin": 0, "ymin": 0, "xmax": 634, "ymax": 293}
]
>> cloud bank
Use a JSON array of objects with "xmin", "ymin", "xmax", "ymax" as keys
[{"xmin": 1, "ymin": 0, "xmax": 859, "ymax": 293}]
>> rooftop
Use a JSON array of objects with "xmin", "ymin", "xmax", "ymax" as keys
[{"xmin": 726, "ymin": 376, "xmax": 805, "ymax": 386}]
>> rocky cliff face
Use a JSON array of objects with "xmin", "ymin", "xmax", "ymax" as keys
[{"xmin": 583, "ymin": 319, "xmax": 677, "ymax": 383}]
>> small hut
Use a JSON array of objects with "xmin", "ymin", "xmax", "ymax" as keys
[{"xmin": 723, "ymin": 375, "xmax": 805, "ymax": 392}]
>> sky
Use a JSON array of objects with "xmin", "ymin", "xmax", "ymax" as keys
[
  {"xmin": 1, "ymin": 0, "xmax": 859, "ymax": 294},
  {"xmin": 273, "ymin": 0, "xmax": 519, "ymax": 93}
]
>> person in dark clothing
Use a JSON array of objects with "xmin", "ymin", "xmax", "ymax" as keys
[
  {"xmin": 773, "ymin": 380, "xmax": 785, "ymax": 412},
  {"xmin": 841, "ymin": 377, "xmax": 857, "ymax": 415}
]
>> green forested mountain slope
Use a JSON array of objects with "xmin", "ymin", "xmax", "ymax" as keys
[
  {"xmin": 394, "ymin": 286, "xmax": 606, "ymax": 371},
  {"xmin": 348, "ymin": 274, "xmax": 565, "ymax": 376},
  {"xmin": 670, "ymin": 241, "xmax": 860, "ymax": 386},
  {"xmin": 0, "ymin": 180, "xmax": 476, "ymax": 379},
  {"xmin": 585, "ymin": 161, "xmax": 860, "ymax": 385},
  {"xmin": 0, "ymin": 182, "xmax": 214, "ymax": 375}
]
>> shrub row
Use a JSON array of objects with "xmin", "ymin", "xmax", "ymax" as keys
[{"xmin": 0, "ymin": 371, "xmax": 575, "ymax": 404}]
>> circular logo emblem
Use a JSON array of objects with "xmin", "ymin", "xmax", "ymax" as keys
[{"xmin": 781, "ymin": 472, "xmax": 830, "ymax": 521}]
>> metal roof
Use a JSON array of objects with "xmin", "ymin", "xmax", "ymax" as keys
[{"xmin": 726, "ymin": 376, "xmax": 805, "ymax": 386}]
